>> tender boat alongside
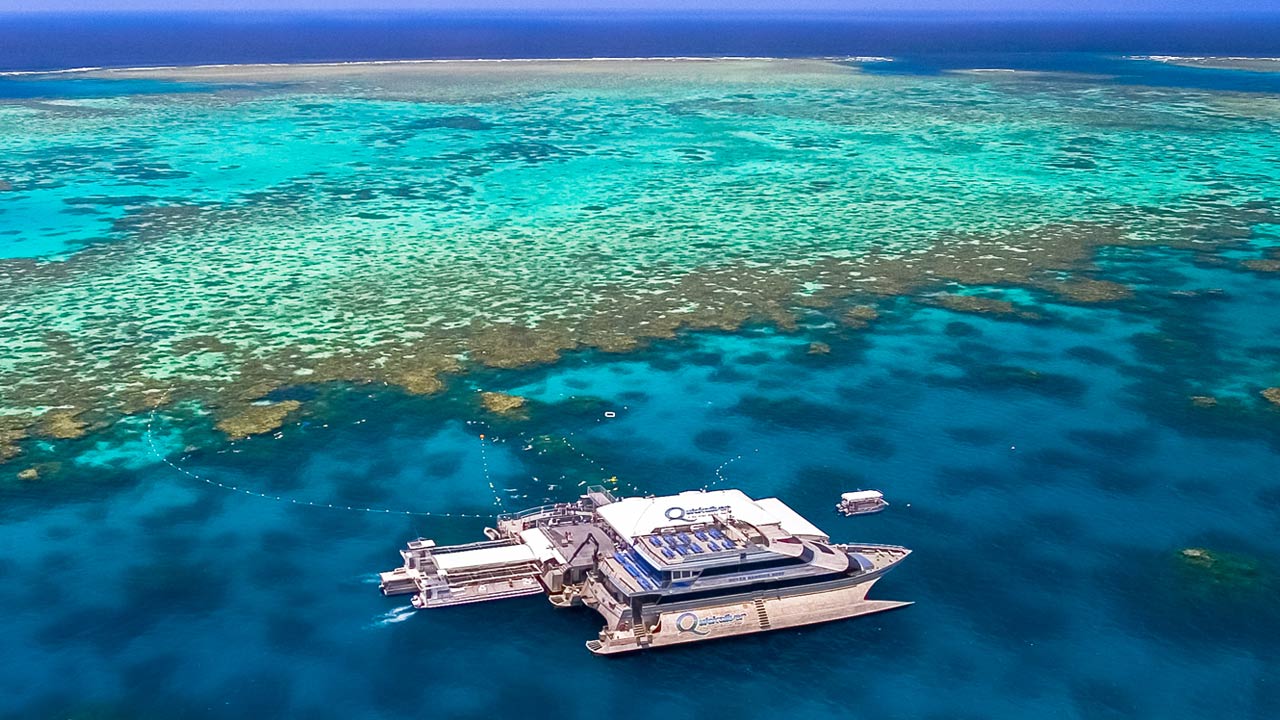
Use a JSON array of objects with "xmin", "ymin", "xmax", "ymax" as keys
[{"xmin": 837, "ymin": 490, "xmax": 889, "ymax": 516}]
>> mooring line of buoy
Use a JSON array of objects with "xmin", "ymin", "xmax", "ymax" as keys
[
  {"xmin": 143, "ymin": 393, "xmax": 497, "ymax": 519},
  {"xmin": 560, "ymin": 434, "xmax": 642, "ymax": 496},
  {"xmin": 475, "ymin": 431, "xmax": 505, "ymax": 509},
  {"xmin": 708, "ymin": 449, "xmax": 759, "ymax": 491}
]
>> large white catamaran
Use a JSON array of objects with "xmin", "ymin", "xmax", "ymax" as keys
[{"xmin": 380, "ymin": 487, "xmax": 910, "ymax": 654}]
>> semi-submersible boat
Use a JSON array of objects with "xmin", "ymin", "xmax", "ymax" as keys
[{"xmin": 379, "ymin": 487, "xmax": 910, "ymax": 654}]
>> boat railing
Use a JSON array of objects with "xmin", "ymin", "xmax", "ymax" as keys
[
  {"xmin": 586, "ymin": 485, "xmax": 618, "ymax": 504},
  {"xmin": 499, "ymin": 503, "xmax": 564, "ymax": 521}
]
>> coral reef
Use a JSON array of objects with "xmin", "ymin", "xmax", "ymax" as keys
[
  {"xmin": 1, "ymin": 59, "xmax": 1278, "ymax": 450},
  {"xmin": 807, "ymin": 342, "xmax": 831, "ymax": 355},
  {"xmin": 0, "ymin": 415, "xmax": 28, "ymax": 463},
  {"xmin": 1178, "ymin": 547, "xmax": 1266, "ymax": 590},
  {"xmin": 1243, "ymin": 258, "xmax": 1280, "ymax": 273},
  {"xmin": 480, "ymin": 392, "xmax": 527, "ymax": 415},
  {"xmin": 34, "ymin": 410, "xmax": 87, "ymax": 440},
  {"xmin": 841, "ymin": 305, "xmax": 880, "ymax": 329},
  {"xmin": 394, "ymin": 369, "xmax": 445, "ymax": 395},
  {"xmin": 1190, "ymin": 395, "xmax": 1219, "ymax": 408},
  {"xmin": 214, "ymin": 401, "xmax": 302, "ymax": 440},
  {"xmin": 1047, "ymin": 277, "xmax": 1134, "ymax": 303},
  {"xmin": 1263, "ymin": 388, "xmax": 1280, "ymax": 407},
  {"xmin": 17, "ymin": 467, "xmax": 38, "ymax": 481},
  {"xmin": 469, "ymin": 323, "xmax": 575, "ymax": 368},
  {"xmin": 926, "ymin": 293, "xmax": 1029, "ymax": 316}
]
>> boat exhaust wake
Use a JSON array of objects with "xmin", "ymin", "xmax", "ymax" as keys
[{"xmin": 371, "ymin": 605, "xmax": 417, "ymax": 628}]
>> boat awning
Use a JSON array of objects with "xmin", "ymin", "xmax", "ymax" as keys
[
  {"xmin": 518, "ymin": 528, "xmax": 567, "ymax": 565},
  {"xmin": 435, "ymin": 544, "xmax": 536, "ymax": 573},
  {"xmin": 754, "ymin": 497, "xmax": 829, "ymax": 540},
  {"xmin": 841, "ymin": 490, "xmax": 884, "ymax": 502},
  {"xmin": 596, "ymin": 489, "xmax": 777, "ymax": 539}
]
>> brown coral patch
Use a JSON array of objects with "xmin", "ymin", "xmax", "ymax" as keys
[
  {"xmin": 395, "ymin": 370, "xmax": 445, "ymax": 395},
  {"xmin": 469, "ymin": 322, "xmax": 576, "ymax": 368},
  {"xmin": 926, "ymin": 294, "xmax": 1020, "ymax": 316},
  {"xmin": 34, "ymin": 410, "xmax": 88, "ymax": 440},
  {"xmin": 841, "ymin": 305, "xmax": 880, "ymax": 329},
  {"xmin": 215, "ymin": 400, "xmax": 302, "ymax": 440},
  {"xmin": 480, "ymin": 391, "xmax": 527, "ymax": 415},
  {"xmin": 1045, "ymin": 277, "xmax": 1134, "ymax": 303},
  {"xmin": 0, "ymin": 415, "xmax": 32, "ymax": 463},
  {"xmin": 1263, "ymin": 388, "xmax": 1280, "ymax": 407},
  {"xmin": 17, "ymin": 467, "xmax": 39, "ymax": 481},
  {"xmin": 1242, "ymin": 259, "xmax": 1280, "ymax": 273},
  {"xmin": 807, "ymin": 341, "xmax": 831, "ymax": 355},
  {"xmin": 1190, "ymin": 395, "xmax": 1219, "ymax": 408}
]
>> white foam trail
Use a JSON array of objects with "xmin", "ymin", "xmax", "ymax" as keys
[{"xmin": 372, "ymin": 605, "xmax": 417, "ymax": 627}]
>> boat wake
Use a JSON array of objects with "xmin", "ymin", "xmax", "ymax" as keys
[{"xmin": 371, "ymin": 605, "xmax": 417, "ymax": 628}]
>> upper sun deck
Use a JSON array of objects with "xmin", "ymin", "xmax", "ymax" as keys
[
  {"xmin": 595, "ymin": 489, "xmax": 829, "ymax": 543},
  {"xmin": 590, "ymin": 489, "xmax": 897, "ymax": 596}
]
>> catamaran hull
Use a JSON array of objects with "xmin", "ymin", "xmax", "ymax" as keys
[{"xmin": 586, "ymin": 580, "xmax": 911, "ymax": 655}]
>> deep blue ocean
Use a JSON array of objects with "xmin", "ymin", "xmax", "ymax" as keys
[
  {"xmin": 3, "ymin": 13, "xmax": 1280, "ymax": 72},
  {"xmin": 2, "ymin": 13, "xmax": 1280, "ymax": 720},
  {"xmin": 4, "ymin": 248, "xmax": 1280, "ymax": 718}
]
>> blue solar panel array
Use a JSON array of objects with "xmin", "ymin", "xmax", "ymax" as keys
[{"xmin": 641, "ymin": 528, "xmax": 739, "ymax": 559}]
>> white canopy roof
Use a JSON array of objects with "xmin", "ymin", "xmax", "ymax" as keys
[
  {"xmin": 435, "ymin": 544, "xmax": 535, "ymax": 573},
  {"xmin": 754, "ymin": 497, "xmax": 829, "ymax": 540},
  {"xmin": 596, "ymin": 489, "xmax": 827, "ymax": 541},
  {"xmin": 518, "ymin": 527, "xmax": 566, "ymax": 565},
  {"xmin": 841, "ymin": 490, "xmax": 884, "ymax": 502}
]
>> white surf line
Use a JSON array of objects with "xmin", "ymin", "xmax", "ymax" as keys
[
  {"xmin": 0, "ymin": 66, "xmax": 105, "ymax": 77},
  {"xmin": 143, "ymin": 393, "xmax": 496, "ymax": 519},
  {"xmin": 4, "ymin": 54, "xmax": 895, "ymax": 78}
]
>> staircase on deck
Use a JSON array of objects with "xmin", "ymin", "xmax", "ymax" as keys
[{"xmin": 753, "ymin": 597, "xmax": 772, "ymax": 630}]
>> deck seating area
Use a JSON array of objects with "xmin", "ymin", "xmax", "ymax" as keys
[
  {"xmin": 639, "ymin": 525, "xmax": 741, "ymax": 561},
  {"xmin": 614, "ymin": 548, "xmax": 662, "ymax": 590}
]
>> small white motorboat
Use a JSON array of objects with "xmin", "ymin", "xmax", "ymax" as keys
[{"xmin": 836, "ymin": 490, "xmax": 888, "ymax": 516}]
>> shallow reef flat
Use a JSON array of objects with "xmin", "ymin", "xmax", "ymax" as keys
[
  {"xmin": 1135, "ymin": 56, "xmax": 1280, "ymax": 73},
  {"xmin": 2, "ymin": 59, "xmax": 1280, "ymax": 455}
]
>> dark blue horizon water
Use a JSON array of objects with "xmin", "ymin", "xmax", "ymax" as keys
[{"xmin": 3, "ymin": 13, "xmax": 1280, "ymax": 72}]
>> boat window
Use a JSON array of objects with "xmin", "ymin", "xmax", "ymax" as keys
[
  {"xmin": 656, "ymin": 573, "xmax": 850, "ymax": 604},
  {"xmin": 698, "ymin": 556, "xmax": 805, "ymax": 576}
]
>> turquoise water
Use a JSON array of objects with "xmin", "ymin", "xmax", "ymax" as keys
[
  {"xmin": 3, "ymin": 58, "xmax": 1280, "ymax": 420},
  {"xmin": 2, "ymin": 55, "xmax": 1280, "ymax": 718}
]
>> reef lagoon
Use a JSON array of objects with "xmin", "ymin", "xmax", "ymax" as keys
[{"xmin": 2, "ymin": 55, "xmax": 1280, "ymax": 719}]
